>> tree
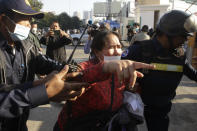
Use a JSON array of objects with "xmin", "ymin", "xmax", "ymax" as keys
[
  {"xmin": 71, "ymin": 16, "xmax": 81, "ymax": 29},
  {"xmin": 38, "ymin": 12, "xmax": 57, "ymax": 28},
  {"xmin": 28, "ymin": 0, "xmax": 43, "ymax": 11},
  {"xmin": 28, "ymin": 0, "xmax": 82, "ymax": 30},
  {"xmin": 57, "ymin": 13, "xmax": 82, "ymax": 30},
  {"xmin": 58, "ymin": 12, "xmax": 71, "ymax": 31}
]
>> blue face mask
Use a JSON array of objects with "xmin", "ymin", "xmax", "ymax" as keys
[
  {"xmin": 5, "ymin": 16, "xmax": 30, "ymax": 41},
  {"xmin": 8, "ymin": 24, "xmax": 30, "ymax": 41}
]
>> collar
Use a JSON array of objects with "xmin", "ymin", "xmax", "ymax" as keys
[
  {"xmin": 0, "ymin": 32, "xmax": 22, "ymax": 51},
  {"xmin": 152, "ymin": 37, "xmax": 170, "ymax": 57},
  {"xmin": 0, "ymin": 32, "xmax": 9, "ymax": 49}
]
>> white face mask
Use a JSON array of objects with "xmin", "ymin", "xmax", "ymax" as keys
[
  {"xmin": 4, "ymin": 16, "xmax": 30, "ymax": 41},
  {"xmin": 9, "ymin": 24, "xmax": 30, "ymax": 41},
  {"xmin": 31, "ymin": 28, "xmax": 37, "ymax": 34},
  {"xmin": 104, "ymin": 55, "xmax": 121, "ymax": 61},
  {"xmin": 6, "ymin": 20, "xmax": 30, "ymax": 41}
]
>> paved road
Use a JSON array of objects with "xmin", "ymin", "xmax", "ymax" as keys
[{"xmin": 27, "ymin": 44, "xmax": 197, "ymax": 131}]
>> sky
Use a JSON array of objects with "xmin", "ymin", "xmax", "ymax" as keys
[{"xmin": 41, "ymin": 0, "xmax": 106, "ymax": 17}]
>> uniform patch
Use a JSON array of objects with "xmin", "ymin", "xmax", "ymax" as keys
[{"xmin": 121, "ymin": 49, "xmax": 129, "ymax": 57}]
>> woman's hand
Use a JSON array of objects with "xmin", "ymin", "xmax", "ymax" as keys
[{"xmin": 102, "ymin": 60, "xmax": 155, "ymax": 88}]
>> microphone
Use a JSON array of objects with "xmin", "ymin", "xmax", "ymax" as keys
[
  {"xmin": 67, "ymin": 20, "xmax": 92, "ymax": 64},
  {"xmin": 87, "ymin": 20, "xmax": 100, "ymax": 29},
  {"xmin": 88, "ymin": 20, "xmax": 92, "ymax": 25}
]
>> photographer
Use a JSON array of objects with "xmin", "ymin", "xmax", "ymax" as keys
[
  {"xmin": 127, "ymin": 23, "xmax": 140, "ymax": 42},
  {"xmin": 84, "ymin": 24, "xmax": 100, "ymax": 54},
  {"xmin": 40, "ymin": 21, "xmax": 72, "ymax": 63}
]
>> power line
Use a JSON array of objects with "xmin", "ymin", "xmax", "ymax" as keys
[{"xmin": 185, "ymin": 0, "xmax": 197, "ymax": 12}]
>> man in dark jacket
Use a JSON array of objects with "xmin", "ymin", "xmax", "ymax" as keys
[
  {"xmin": 40, "ymin": 21, "xmax": 72, "ymax": 63},
  {"xmin": 122, "ymin": 10, "xmax": 197, "ymax": 131},
  {"xmin": 28, "ymin": 23, "xmax": 43, "ymax": 53},
  {"xmin": 0, "ymin": 0, "xmax": 89, "ymax": 130}
]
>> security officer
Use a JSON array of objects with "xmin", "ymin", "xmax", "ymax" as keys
[
  {"xmin": 122, "ymin": 10, "xmax": 197, "ymax": 131},
  {"xmin": 0, "ymin": 0, "xmax": 89, "ymax": 130}
]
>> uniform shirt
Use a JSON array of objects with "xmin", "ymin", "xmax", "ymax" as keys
[
  {"xmin": 1, "ymin": 42, "xmax": 26, "ymax": 84},
  {"xmin": 0, "ymin": 34, "xmax": 49, "ymax": 131},
  {"xmin": 122, "ymin": 38, "xmax": 179, "ymax": 62},
  {"xmin": 122, "ymin": 38, "xmax": 197, "ymax": 106},
  {"xmin": 0, "ymin": 33, "xmax": 49, "ymax": 119}
]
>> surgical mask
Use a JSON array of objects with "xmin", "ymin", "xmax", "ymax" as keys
[
  {"xmin": 104, "ymin": 55, "xmax": 121, "ymax": 61},
  {"xmin": 31, "ymin": 28, "xmax": 37, "ymax": 34},
  {"xmin": 9, "ymin": 24, "xmax": 30, "ymax": 41},
  {"xmin": 5, "ymin": 17, "xmax": 30, "ymax": 41}
]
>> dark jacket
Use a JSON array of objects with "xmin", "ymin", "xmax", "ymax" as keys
[
  {"xmin": 0, "ymin": 33, "xmax": 63, "ymax": 131},
  {"xmin": 122, "ymin": 38, "xmax": 197, "ymax": 106},
  {"xmin": 28, "ymin": 31, "xmax": 41, "ymax": 50},
  {"xmin": 40, "ymin": 35, "xmax": 72, "ymax": 63}
]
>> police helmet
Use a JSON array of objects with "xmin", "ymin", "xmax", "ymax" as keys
[{"xmin": 157, "ymin": 10, "xmax": 197, "ymax": 36}]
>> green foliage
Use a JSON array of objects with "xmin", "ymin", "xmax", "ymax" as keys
[
  {"xmin": 71, "ymin": 16, "xmax": 81, "ymax": 29},
  {"xmin": 57, "ymin": 13, "xmax": 82, "ymax": 30},
  {"xmin": 37, "ymin": 12, "xmax": 58, "ymax": 28},
  {"xmin": 58, "ymin": 12, "xmax": 71, "ymax": 31},
  {"xmin": 28, "ymin": 0, "xmax": 82, "ymax": 30},
  {"xmin": 29, "ymin": 0, "xmax": 43, "ymax": 11},
  {"xmin": 37, "ymin": 12, "xmax": 82, "ymax": 30}
]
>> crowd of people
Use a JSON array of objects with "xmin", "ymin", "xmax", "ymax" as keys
[{"xmin": 0, "ymin": 0, "xmax": 197, "ymax": 131}]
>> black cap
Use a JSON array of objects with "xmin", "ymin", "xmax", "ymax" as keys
[{"xmin": 0, "ymin": 0, "xmax": 44, "ymax": 19}]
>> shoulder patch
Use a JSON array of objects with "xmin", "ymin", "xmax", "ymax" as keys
[{"xmin": 121, "ymin": 49, "xmax": 129, "ymax": 57}]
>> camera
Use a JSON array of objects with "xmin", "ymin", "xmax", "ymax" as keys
[
  {"xmin": 54, "ymin": 30, "xmax": 60, "ymax": 36},
  {"xmin": 87, "ymin": 24, "xmax": 99, "ymax": 37}
]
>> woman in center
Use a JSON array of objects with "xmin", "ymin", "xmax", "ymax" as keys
[{"xmin": 54, "ymin": 31, "xmax": 130, "ymax": 131}]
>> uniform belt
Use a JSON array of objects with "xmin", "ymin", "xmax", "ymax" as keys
[{"xmin": 151, "ymin": 63, "xmax": 183, "ymax": 72}]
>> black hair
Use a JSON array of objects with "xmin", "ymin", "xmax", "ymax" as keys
[
  {"xmin": 133, "ymin": 22, "xmax": 139, "ymax": 27},
  {"xmin": 90, "ymin": 31, "xmax": 120, "ymax": 62},
  {"xmin": 112, "ymin": 27, "xmax": 117, "ymax": 31},
  {"xmin": 52, "ymin": 21, "xmax": 59, "ymax": 24},
  {"xmin": 141, "ymin": 25, "xmax": 149, "ymax": 32},
  {"xmin": 50, "ymin": 21, "xmax": 60, "ymax": 27},
  {"xmin": 147, "ymin": 28, "xmax": 154, "ymax": 37}
]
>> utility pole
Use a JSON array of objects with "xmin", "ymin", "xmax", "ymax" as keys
[
  {"xmin": 172, "ymin": 0, "xmax": 175, "ymax": 10},
  {"xmin": 107, "ymin": 0, "xmax": 112, "ymax": 20},
  {"xmin": 69, "ymin": 0, "xmax": 71, "ymax": 16}
]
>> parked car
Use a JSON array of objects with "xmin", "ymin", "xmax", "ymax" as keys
[{"xmin": 70, "ymin": 31, "xmax": 89, "ymax": 46}]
